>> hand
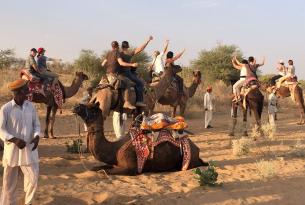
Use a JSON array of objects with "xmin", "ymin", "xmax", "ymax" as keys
[
  {"xmin": 31, "ymin": 135, "xmax": 40, "ymax": 151},
  {"xmin": 132, "ymin": 63, "xmax": 138, "ymax": 68},
  {"xmin": 148, "ymin": 36, "xmax": 153, "ymax": 41},
  {"xmin": 9, "ymin": 137, "xmax": 26, "ymax": 149}
]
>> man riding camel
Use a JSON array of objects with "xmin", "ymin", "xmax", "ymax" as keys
[
  {"xmin": 101, "ymin": 41, "xmax": 138, "ymax": 109},
  {"xmin": 277, "ymin": 59, "xmax": 297, "ymax": 88},
  {"xmin": 231, "ymin": 56, "xmax": 251, "ymax": 102},
  {"xmin": 120, "ymin": 36, "xmax": 153, "ymax": 107},
  {"xmin": 36, "ymin": 47, "xmax": 61, "ymax": 90},
  {"xmin": 248, "ymin": 56, "xmax": 265, "ymax": 79},
  {"xmin": 149, "ymin": 39, "xmax": 170, "ymax": 78},
  {"xmin": 165, "ymin": 49, "xmax": 186, "ymax": 99},
  {"xmin": 25, "ymin": 48, "xmax": 38, "ymax": 75}
]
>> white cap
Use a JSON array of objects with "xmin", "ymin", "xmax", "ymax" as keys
[{"xmin": 279, "ymin": 59, "xmax": 284, "ymax": 64}]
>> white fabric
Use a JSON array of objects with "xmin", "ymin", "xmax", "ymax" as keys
[
  {"xmin": 0, "ymin": 163, "xmax": 39, "ymax": 205},
  {"xmin": 204, "ymin": 92, "xmax": 213, "ymax": 111},
  {"xmin": 287, "ymin": 65, "xmax": 295, "ymax": 77},
  {"xmin": 205, "ymin": 110, "xmax": 213, "ymax": 128},
  {"xmin": 268, "ymin": 93, "xmax": 278, "ymax": 114},
  {"xmin": 233, "ymin": 79, "xmax": 246, "ymax": 95},
  {"xmin": 240, "ymin": 66, "xmax": 248, "ymax": 77},
  {"xmin": 112, "ymin": 112, "xmax": 127, "ymax": 140},
  {"xmin": 277, "ymin": 63, "xmax": 286, "ymax": 76},
  {"xmin": 0, "ymin": 100, "xmax": 41, "ymax": 167},
  {"xmin": 152, "ymin": 52, "xmax": 165, "ymax": 74},
  {"xmin": 268, "ymin": 113, "xmax": 276, "ymax": 132}
]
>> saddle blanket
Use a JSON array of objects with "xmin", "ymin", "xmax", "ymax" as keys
[{"xmin": 128, "ymin": 127, "xmax": 191, "ymax": 173}]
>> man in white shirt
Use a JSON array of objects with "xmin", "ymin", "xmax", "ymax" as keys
[
  {"xmin": 149, "ymin": 40, "xmax": 169, "ymax": 76},
  {"xmin": 0, "ymin": 79, "xmax": 41, "ymax": 205},
  {"xmin": 204, "ymin": 86, "xmax": 214, "ymax": 129},
  {"xmin": 268, "ymin": 86, "xmax": 278, "ymax": 132}
]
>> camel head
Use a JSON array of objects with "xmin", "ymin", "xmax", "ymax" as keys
[
  {"xmin": 73, "ymin": 103, "xmax": 101, "ymax": 125},
  {"xmin": 192, "ymin": 70, "xmax": 202, "ymax": 84},
  {"xmin": 75, "ymin": 71, "xmax": 89, "ymax": 81}
]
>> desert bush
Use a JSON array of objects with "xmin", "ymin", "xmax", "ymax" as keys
[
  {"xmin": 193, "ymin": 162, "xmax": 218, "ymax": 186},
  {"xmin": 66, "ymin": 139, "xmax": 83, "ymax": 154},
  {"xmin": 232, "ymin": 137, "xmax": 252, "ymax": 156},
  {"xmin": 261, "ymin": 123, "xmax": 276, "ymax": 140},
  {"xmin": 255, "ymin": 159, "xmax": 276, "ymax": 179}
]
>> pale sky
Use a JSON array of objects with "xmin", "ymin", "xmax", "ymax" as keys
[{"xmin": 1, "ymin": 0, "xmax": 305, "ymax": 78}]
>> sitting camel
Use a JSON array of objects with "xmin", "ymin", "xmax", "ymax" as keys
[
  {"xmin": 73, "ymin": 103, "xmax": 208, "ymax": 175},
  {"xmin": 146, "ymin": 70, "xmax": 202, "ymax": 117},
  {"xmin": 21, "ymin": 71, "xmax": 89, "ymax": 138}
]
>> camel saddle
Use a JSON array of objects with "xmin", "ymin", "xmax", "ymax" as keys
[
  {"xmin": 140, "ymin": 113, "xmax": 187, "ymax": 131},
  {"xmin": 97, "ymin": 74, "xmax": 136, "ymax": 90},
  {"xmin": 237, "ymin": 77, "xmax": 260, "ymax": 109},
  {"xmin": 20, "ymin": 69, "xmax": 64, "ymax": 108},
  {"xmin": 128, "ymin": 126, "xmax": 192, "ymax": 174}
]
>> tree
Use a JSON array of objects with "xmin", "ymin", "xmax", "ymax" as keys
[
  {"xmin": 191, "ymin": 44, "xmax": 243, "ymax": 84},
  {"xmin": 74, "ymin": 49, "xmax": 103, "ymax": 86},
  {"xmin": 0, "ymin": 49, "xmax": 17, "ymax": 69}
]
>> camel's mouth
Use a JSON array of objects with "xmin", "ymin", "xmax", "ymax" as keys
[{"xmin": 73, "ymin": 103, "xmax": 100, "ymax": 123}]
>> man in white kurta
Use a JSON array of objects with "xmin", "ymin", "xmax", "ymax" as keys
[
  {"xmin": 268, "ymin": 87, "xmax": 278, "ymax": 132},
  {"xmin": 204, "ymin": 86, "xmax": 214, "ymax": 129},
  {"xmin": 0, "ymin": 79, "xmax": 41, "ymax": 205}
]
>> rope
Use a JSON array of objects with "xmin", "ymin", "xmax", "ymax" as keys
[{"xmin": 74, "ymin": 115, "xmax": 110, "ymax": 179}]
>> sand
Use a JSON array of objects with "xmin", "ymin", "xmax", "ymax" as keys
[{"xmin": 0, "ymin": 104, "xmax": 304, "ymax": 205}]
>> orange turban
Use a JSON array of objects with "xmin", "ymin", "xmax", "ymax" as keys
[{"xmin": 7, "ymin": 79, "xmax": 28, "ymax": 91}]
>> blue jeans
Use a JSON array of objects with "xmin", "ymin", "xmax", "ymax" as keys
[{"xmin": 122, "ymin": 70, "xmax": 144, "ymax": 102}]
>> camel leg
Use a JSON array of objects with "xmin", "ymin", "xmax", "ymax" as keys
[
  {"xmin": 44, "ymin": 106, "xmax": 52, "ymax": 138},
  {"xmin": 242, "ymin": 107, "xmax": 248, "ymax": 136},
  {"xmin": 229, "ymin": 104, "xmax": 238, "ymax": 136},
  {"xmin": 50, "ymin": 106, "xmax": 58, "ymax": 139},
  {"xmin": 180, "ymin": 103, "xmax": 186, "ymax": 117},
  {"xmin": 172, "ymin": 106, "xmax": 177, "ymax": 117}
]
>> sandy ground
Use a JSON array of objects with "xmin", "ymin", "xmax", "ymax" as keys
[{"xmin": 0, "ymin": 101, "xmax": 304, "ymax": 205}]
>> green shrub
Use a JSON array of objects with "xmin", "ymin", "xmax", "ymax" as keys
[
  {"xmin": 66, "ymin": 139, "xmax": 83, "ymax": 153},
  {"xmin": 193, "ymin": 162, "xmax": 218, "ymax": 186}
]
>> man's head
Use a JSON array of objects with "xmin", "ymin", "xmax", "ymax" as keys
[
  {"xmin": 121, "ymin": 41, "xmax": 129, "ymax": 50},
  {"xmin": 37, "ymin": 47, "xmax": 46, "ymax": 55},
  {"xmin": 153, "ymin": 50, "xmax": 160, "ymax": 57},
  {"xmin": 206, "ymin": 85, "xmax": 212, "ymax": 93},
  {"xmin": 30, "ymin": 48, "xmax": 37, "ymax": 57},
  {"xmin": 288, "ymin": 59, "xmax": 294, "ymax": 65},
  {"xmin": 111, "ymin": 41, "xmax": 119, "ymax": 50},
  {"xmin": 166, "ymin": 51, "xmax": 174, "ymax": 59},
  {"xmin": 241, "ymin": 59, "xmax": 249, "ymax": 64},
  {"xmin": 8, "ymin": 79, "xmax": 29, "ymax": 104},
  {"xmin": 248, "ymin": 56, "xmax": 255, "ymax": 63},
  {"xmin": 279, "ymin": 59, "xmax": 284, "ymax": 65}
]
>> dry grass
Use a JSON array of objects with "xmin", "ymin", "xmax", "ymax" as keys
[
  {"xmin": 0, "ymin": 69, "xmax": 20, "ymax": 96},
  {"xmin": 255, "ymin": 159, "xmax": 276, "ymax": 180},
  {"xmin": 289, "ymin": 140, "xmax": 305, "ymax": 158},
  {"xmin": 232, "ymin": 137, "xmax": 252, "ymax": 156}
]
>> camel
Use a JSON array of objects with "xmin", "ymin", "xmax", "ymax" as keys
[
  {"xmin": 26, "ymin": 72, "xmax": 89, "ymax": 138},
  {"xmin": 229, "ymin": 80, "xmax": 264, "ymax": 136},
  {"xmin": 73, "ymin": 103, "xmax": 208, "ymax": 175},
  {"xmin": 263, "ymin": 76, "xmax": 305, "ymax": 124},
  {"xmin": 146, "ymin": 71, "xmax": 202, "ymax": 117},
  {"xmin": 90, "ymin": 67, "xmax": 175, "ymax": 120}
]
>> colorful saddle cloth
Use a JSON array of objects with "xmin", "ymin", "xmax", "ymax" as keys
[
  {"xmin": 127, "ymin": 126, "xmax": 191, "ymax": 174},
  {"xmin": 140, "ymin": 113, "xmax": 187, "ymax": 130},
  {"xmin": 20, "ymin": 69, "xmax": 64, "ymax": 108}
]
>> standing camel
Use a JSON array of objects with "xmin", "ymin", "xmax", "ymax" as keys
[
  {"xmin": 28, "ymin": 72, "xmax": 88, "ymax": 138},
  {"xmin": 229, "ymin": 81, "xmax": 264, "ymax": 136},
  {"xmin": 146, "ymin": 70, "xmax": 202, "ymax": 117},
  {"xmin": 264, "ymin": 77, "xmax": 305, "ymax": 124}
]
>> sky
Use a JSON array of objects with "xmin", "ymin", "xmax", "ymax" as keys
[{"xmin": 1, "ymin": 0, "xmax": 305, "ymax": 78}]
